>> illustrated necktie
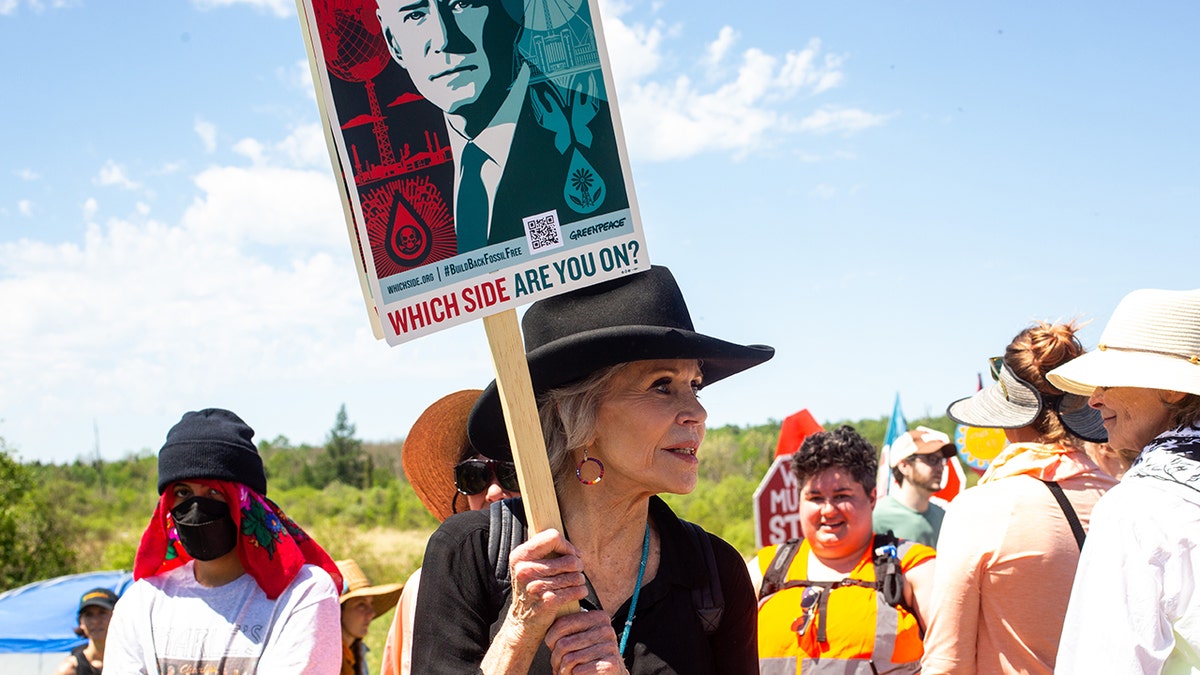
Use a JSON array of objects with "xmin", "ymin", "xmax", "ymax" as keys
[{"xmin": 455, "ymin": 142, "xmax": 489, "ymax": 254}]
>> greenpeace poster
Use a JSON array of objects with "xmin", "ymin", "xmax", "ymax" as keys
[{"xmin": 298, "ymin": 0, "xmax": 648, "ymax": 344}]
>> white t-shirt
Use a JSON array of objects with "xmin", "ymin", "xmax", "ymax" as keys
[{"xmin": 105, "ymin": 561, "xmax": 341, "ymax": 674}]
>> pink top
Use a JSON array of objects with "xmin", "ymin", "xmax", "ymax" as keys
[{"xmin": 921, "ymin": 443, "xmax": 1117, "ymax": 675}]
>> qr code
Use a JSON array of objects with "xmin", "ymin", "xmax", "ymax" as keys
[{"xmin": 523, "ymin": 209, "xmax": 564, "ymax": 253}]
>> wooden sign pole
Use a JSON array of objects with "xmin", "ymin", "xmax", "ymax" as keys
[{"xmin": 483, "ymin": 309, "xmax": 579, "ymax": 615}]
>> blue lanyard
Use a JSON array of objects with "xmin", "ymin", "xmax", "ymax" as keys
[{"xmin": 618, "ymin": 523, "xmax": 651, "ymax": 656}]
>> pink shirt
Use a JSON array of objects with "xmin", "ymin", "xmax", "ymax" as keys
[{"xmin": 921, "ymin": 443, "xmax": 1117, "ymax": 675}]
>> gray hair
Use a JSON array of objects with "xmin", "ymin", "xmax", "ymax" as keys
[{"xmin": 538, "ymin": 363, "xmax": 625, "ymax": 489}]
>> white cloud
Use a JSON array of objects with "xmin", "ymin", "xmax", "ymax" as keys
[
  {"xmin": 1, "ymin": 0, "xmax": 74, "ymax": 14},
  {"xmin": 231, "ymin": 124, "xmax": 328, "ymax": 169},
  {"xmin": 17, "ymin": 199, "xmax": 33, "ymax": 216},
  {"xmin": 597, "ymin": 2, "xmax": 665, "ymax": 84},
  {"xmin": 797, "ymin": 106, "xmax": 893, "ymax": 135},
  {"xmin": 95, "ymin": 160, "xmax": 142, "ymax": 190},
  {"xmin": 284, "ymin": 59, "xmax": 317, "ymax": 101},
  {"xmin": 598, "ymin": 6, "xmax": 885, "ymax": 161},
  {"xmin": 273, "ymin": 123, "xmax": 329, "ymax": 169},
  {"xmin": 181, "ymin": 164, "xmax": 345, "ymax": 248},
  {"xmin": 811, "ymin": 183, "xmax": 837, "ymax": 200},
  {"xmin": 705, "ymin": 26, "xmax": 738, "ymax": 68},
  {"xmin": 190, "ymin": 0, "xmax": 291, "ymax": 18},
  {"xmin": 0, "ymin": 214, "xmax": 362, "ymax": 439},
  {"xmin": 195, "ymin": 118, "xmax": 218, "ymax": 153},
  {"xmin": 16, "ymin": 168, "xmax": 40, "ymax": 180},
  {"xmin": 233, "ymin": 138, "xmax": 266, "ymax": 165},
  {"xmin": 0, "ymin": 135, "xmax": 392, "ymax": 462}
]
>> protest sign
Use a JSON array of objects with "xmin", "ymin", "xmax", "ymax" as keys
[
  {"xmin": 754, "ymin": 455, "xmax": 801, "ymax": 549},
  {"xmin": 754, "ymin": 409, "xmax": 822, "ymax": 548},
  {"xmin": 296, "ymin": 0, "xmax": 648, "ymax": 345},
  {"xmin": 296, "ymin": 1, "xmax": 645, "ymax": 604}
]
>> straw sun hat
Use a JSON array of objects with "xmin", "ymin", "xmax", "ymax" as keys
[
  {"xmin": 334, "ymin": 559, "xmax": 403, "ymax": 616},
  {"xmin": 468, "ymin": 266, "xmax": 775, "ymax": 460},
  {"xmin": 402, "ymin": 389, "xmax": 483, "ymax": 522},
  {"xmin": 1047, "ymin": 288, "xmax": 1200, "ymax": 397}
]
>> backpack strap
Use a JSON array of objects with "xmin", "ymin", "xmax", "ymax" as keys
[
  {"xmin": 487, "ymin": 498, "xmax": 526, "ymax": 583},
  {"xmin": 1041, "ymin": 480, "xmax": 1086, "ymax": 550},
  {"xmin": 759, "ymin": 537, "xmax": 803, "ymax": 602},
  {"xmin": 681, "ymin": 520, "xmax": 724, "ymax": 635},
  {"xmin": 871, "ymin": 531, "xmax": 906, "ymax": 607},
  {"xmin": 872, "ymin": 531, "xmax": 926, "ymax": 639}
]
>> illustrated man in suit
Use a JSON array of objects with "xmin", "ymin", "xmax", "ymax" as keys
[{"xmin": 376, "ymin": 0, "xmax": 627, "ymax": 255}]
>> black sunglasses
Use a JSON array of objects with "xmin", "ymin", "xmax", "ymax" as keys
[
  {"xmin": 912, "ymin": 452, "xmax": 949, "ymax": 467},
  {"xmin": 454, "ymin": 459, "xmax": 519, "ymax": 495}
]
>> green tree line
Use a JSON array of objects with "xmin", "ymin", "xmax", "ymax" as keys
[{"xmin": 0, "ymin": 405, "xmax": 956, "ymax": 591}]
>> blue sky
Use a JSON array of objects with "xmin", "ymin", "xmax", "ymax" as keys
[{"xmin": 2, "ymin": 0, "xmax": 1197, "ymax": 463}]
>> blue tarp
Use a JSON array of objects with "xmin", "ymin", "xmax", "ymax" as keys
[{"xmin": 0, "ymin": 570, "xmax": 132, "ymax": 653}]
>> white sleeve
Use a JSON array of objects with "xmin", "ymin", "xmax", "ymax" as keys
[
  {"xmin": 257, "ymin": 565, "xmax": 343, "ymax": 675},
  {"xmin": 1056, "ymin": 484, "xmax": 1177, "ymax": 674},
  {"xmin": 102, "ymin": 581, "xmax": 152, "ymax": 674}
]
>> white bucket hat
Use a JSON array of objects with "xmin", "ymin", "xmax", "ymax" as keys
[{"xmin": 1047, "ymin": 288, "xmax": 1200, "ymax": 397}]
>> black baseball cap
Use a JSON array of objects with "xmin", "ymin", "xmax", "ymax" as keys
[{"xmin": 78, "ymin": 588, "xmax": 118, "ymax": 617}]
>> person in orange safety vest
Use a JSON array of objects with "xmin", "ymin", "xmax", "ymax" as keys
[{"xmin": 757, "ymin": 426, "xmax": 935, "ymax": 674}]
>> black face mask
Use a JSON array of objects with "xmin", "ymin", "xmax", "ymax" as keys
[{"xmin": 171, "ymin": 496, "xmax": 238, "ymax": 561}]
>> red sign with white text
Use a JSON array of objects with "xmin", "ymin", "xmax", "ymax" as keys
[{"xmin": 754, "ymin": 455, "xmax": 801, "ymax": 549}]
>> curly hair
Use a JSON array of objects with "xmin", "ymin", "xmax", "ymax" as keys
[
  {"xmin": 1005, "ymin": 321, "xmax": 1087, "ymax": 444},
  {"xmin": 790, "ymin": 425, "xmax": 878, "ymax": 495}
]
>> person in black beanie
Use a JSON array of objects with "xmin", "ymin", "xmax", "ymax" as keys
[{"xmin": 105, "ymin": 408, "xmax": 344, "ymax": 674}]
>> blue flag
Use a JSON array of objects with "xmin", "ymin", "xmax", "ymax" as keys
[
  {"xmin": 879, "ymin": 393, "xmax": 908, "ymax": 495},
  {"xmin": 883, "ymin": 393, "xmax": 908, "ymax": 449}
]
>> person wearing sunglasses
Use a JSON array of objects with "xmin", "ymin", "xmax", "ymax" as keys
[
  {"xmin": 379, "ymin": 390, "xmax": 520, "ymax": 675},
  {"xmin": 410, "ymin": 266, "xmax": 772, "ymax": 674},
  {"xmin": 922, "ymin": 322, "xmax": 1122, "ymax": 675},
  {"xmin": 872, "ymin": 427, "xmax": 957, "ymax": 548},
  {"xmin": 1046, "ymin": 288, "xmax": 1200, "ymax": 674}
]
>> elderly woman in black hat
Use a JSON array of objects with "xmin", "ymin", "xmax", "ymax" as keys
[
  {"xmin": 1046, "ymin": 288, "xmax": 1200, "ymax": 673},
  {"xmin": 410, "ymin": 266, "xmax": 773, "ymax": 674},
  {"xmin": 105, "ymin": 408, "xmax": 343, "ymax": 673}
]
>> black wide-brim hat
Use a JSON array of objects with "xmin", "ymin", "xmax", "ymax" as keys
[{"xmin": 469, "ymin": 266, "xmax": 775, "ymax": 460}]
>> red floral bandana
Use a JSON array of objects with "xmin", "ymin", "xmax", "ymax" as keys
[{"xmin": 133, "ymin": 479, "xmax": 342, "ymax": 599}]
